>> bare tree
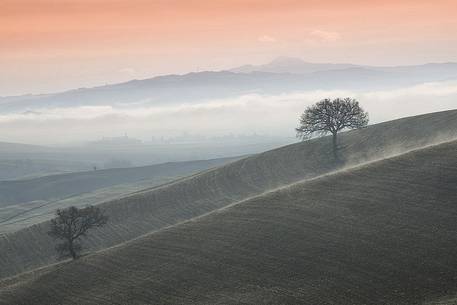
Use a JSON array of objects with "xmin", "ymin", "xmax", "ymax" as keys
[
  {"xmin": 296, "ymin": 98, "xmax": 369, "ymax": 159},
  {"xmin": 48, "ymin": 206, "xmax": 108, "ymax": 260}
]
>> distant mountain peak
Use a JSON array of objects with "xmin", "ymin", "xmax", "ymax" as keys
[{"xmin": 230, "ymin": 57, "xmax": 359, "ymax": 74}]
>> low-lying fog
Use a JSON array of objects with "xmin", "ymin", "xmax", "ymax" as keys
[{"xmin": 1, "ymin": 80, "xmax": 457, "ymax": 146}]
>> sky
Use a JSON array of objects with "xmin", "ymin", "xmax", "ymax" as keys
[{"xmin": 1, "ymin": 0, "xmax": 457, "ymax": 96}]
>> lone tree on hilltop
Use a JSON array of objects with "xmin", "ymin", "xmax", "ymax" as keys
[
  {"xmin": 296, "ymin": 98, "xmax": 369, "ymax": 160},
  {"xmin": 48, "ymin": 206, "xmax": 108, "ymax": 260}
]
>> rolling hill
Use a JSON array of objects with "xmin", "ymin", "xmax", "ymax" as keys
[
  {"xmin": 0, "ymin": 157, "xmax": 238, "ymax": 206},
  {"xmin": 0, "ymin": 156, "xmax": 239, "ymax": 233},
  {"xmin": 1, "ymin": 133, "xmax": 457, "ymax": 304},
  {"xmin": 0, "ymin": 158, "xmax": 91, "ymax": 181},
  {"xmin": 0, "ymin": 138, "xmax": 292, "ymax": 181},
  {"xmin": 0, "ymin": 142, "xmax": 93, "ymax": 180},
  {"xmin": 0, "ymin": 109, "xmax": 456, "ymax": 281}
]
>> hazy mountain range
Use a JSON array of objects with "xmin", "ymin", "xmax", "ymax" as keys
[
  {"xmin": 230, "ymin": 56, "xmax": 361, "ymax": 73},
  {"xmin": 1, "ymin": 57, "xmax": 457, "ymax": 113}
]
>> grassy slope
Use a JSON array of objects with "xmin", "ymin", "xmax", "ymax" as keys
[
  {"xmin": 0, "ymin": 110, "xmax": 456, "ymax": 280},
  {"xmin": 0, "ymin": 157, "xmax": 238, "ymax": 233},
  {"xmin": 0, "ymin": 157, "xmax": 238, "ymax": 206},
  {"xmin": 2, "ymin": 138, "xmax": 457, "ymax": 305}
]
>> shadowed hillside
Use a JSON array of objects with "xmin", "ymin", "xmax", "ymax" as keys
[
  {"xmin": 0, "ymin": 110, "xmax": 457, "ymax": 280},
  {"xmin": 0, "ymin": 157, "xmax": 239, "ymax": 207},
  {"xmin": 0, "ymin": 157, "xmax": 239, "ymax": 233},
  {"xmin": 2, "ymin": 138, "xmax": 457, "ymax": 305}
]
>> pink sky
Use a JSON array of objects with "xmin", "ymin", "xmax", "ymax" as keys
[{"xmin": 1, "ymin": 0, "xmax": 457, "ymax": 95}]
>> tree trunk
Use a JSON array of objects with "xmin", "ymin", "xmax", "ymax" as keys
[
  {"xmin": 68, "ymin": 240, "xmax": 77, "ymax": 260},
  {"xmin": 332, "ymin": 132, "xmax": 338, "ymax": 161}
]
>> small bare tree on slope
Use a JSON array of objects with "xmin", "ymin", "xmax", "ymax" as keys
[
  {"xmin": 48, "ymin": 206, "xmax": 108, "ymax": 260},
  {"xmin": 296, "ymin": 98, "xmax": 369, "ymax": 160}
]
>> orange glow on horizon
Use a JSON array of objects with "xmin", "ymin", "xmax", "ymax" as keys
[{"xmin": 1, "ymin": 0, "xmax": 456, "ymax": 95}]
